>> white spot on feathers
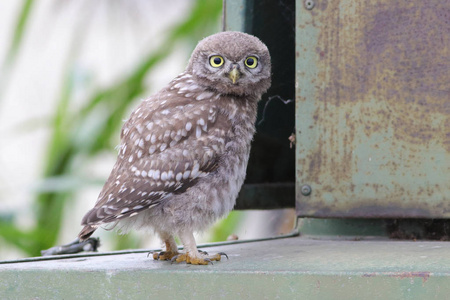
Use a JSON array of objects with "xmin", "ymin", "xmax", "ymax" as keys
[
  {"xmin": 196, "ymin": 91, "xmax": 214, "ymax": 101},
  {"xmin": 176, "ymin": 172, "xmax": 182, "ymax": 181},
  {"xmin": 136, "ymin": 124, "xmax": 143, "ymax": 134}
]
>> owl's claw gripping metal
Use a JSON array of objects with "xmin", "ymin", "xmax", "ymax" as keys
[
  {"xmin": 169, "ymin": 253, "xmax": 216, "ymax": 265},
  {"xmin": 217, "ymin": 252, "xmax": 229, "ymax": 260}
]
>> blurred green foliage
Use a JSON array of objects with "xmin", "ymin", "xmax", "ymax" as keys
[{"xmin": 0, "ymin": 0, "xmax": 242, "ymax": 258}]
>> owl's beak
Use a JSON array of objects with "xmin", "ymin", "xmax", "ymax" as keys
[{"xmin": 228, "ymin": 68, "xmax": 241, "ymax": 84}]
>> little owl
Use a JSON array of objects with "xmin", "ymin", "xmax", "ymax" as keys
[{"xmin": 79, "ymin": 31, "xmax": 271, "ymax": 265}]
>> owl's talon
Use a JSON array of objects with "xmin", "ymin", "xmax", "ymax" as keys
[
  {"xmin": 218, "ymin": 252, "xmax": 229, "ymax": 260},
  {"xmin": 170, "ymin": 255, "xmax": 179, "ymax": 264},
  {"xmin": 198, "ymin": 249, "xmax": 208, "ymax": 255}
]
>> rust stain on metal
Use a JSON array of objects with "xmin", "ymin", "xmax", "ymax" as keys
[
  {"xmin": 362, "ymin": 272, "xmax": 431, "ymax": 283},
  {"xmin": 389, "ymin": 271, "xmax": 431, "ymax": 284},
  {"xmin": 296, "ymin": 0, "xmax": 450, "ymax": 218},
  {"xmin": 363, "ymin": 3, "xmax": 450, "ymax": 148}
]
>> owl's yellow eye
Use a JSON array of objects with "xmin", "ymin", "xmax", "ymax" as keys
[
  {"xmin": 210, "ymin": 55, "xmax": 224, "ymax": 67},
  {"xmin": 244, "ymin": 56, "xmax": 258, "ymax": 68}
]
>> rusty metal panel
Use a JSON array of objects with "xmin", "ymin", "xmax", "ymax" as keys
[{"xmin": 296, "ymin": 0, "xmax": 450, "ymax": 217}]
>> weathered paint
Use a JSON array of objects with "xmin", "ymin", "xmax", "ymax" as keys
[
  {"xmin": 2, "ymin": 237, "xmax": 450, "ymax": 299},
  {"xmin": 296, "ymin": 0, "xmax": 450, "ymax": 217}
]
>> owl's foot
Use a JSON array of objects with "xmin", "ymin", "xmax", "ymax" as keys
[
  {"xmin": 171, "ymin": 251, "xmax": 228, "ymax": 265},
  {"xmin": 152, "ymin": 250, "xmax": 179, "ymax": 261}
]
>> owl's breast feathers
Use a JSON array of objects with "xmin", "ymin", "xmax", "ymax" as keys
[{"xmin": 80, "ymin": 73, "xmax": 258, "ymax": 229}]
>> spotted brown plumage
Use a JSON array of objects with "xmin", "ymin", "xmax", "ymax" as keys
[{"xmin": 79, "ymin": 31, "xmax": 271, "ymax": 265}]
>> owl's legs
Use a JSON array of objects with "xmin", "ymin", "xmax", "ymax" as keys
[
  {"xmin": 152, "ymin": 232, "xmax": 179, "ymax": 261},
  {"xmin": 171, "ymin": 230, "xmax": 227, "ymax": 265}
]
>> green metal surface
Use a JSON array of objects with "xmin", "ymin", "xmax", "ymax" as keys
[
  {"xmin": 2, "ymin": 236, "xmax": 450, "ymax": 299},
  {"xmin": 296, "ymin": 0, "xmax": 450, "ymax": 218},
  {"xmin": 300, "ymin": 218, "xmax": 450, "ymax": 240},
  {"xmin": 299, "ymin": 218, "xmax": 389, "ymax": 237}
]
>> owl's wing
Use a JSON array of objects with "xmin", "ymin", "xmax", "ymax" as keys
[{"xmin": 81, "ymin": 93, "xmax": 228, "ymax": 227}]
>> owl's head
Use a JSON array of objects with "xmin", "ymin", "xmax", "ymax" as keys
[{"xmin": 187, "ymin": 31, "xmax": 271, "ymax": 97}]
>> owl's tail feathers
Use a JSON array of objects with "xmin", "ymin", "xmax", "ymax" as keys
[{"xmin": 78, "ymin": 225, "xmax": 97, "ymax": 241}]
